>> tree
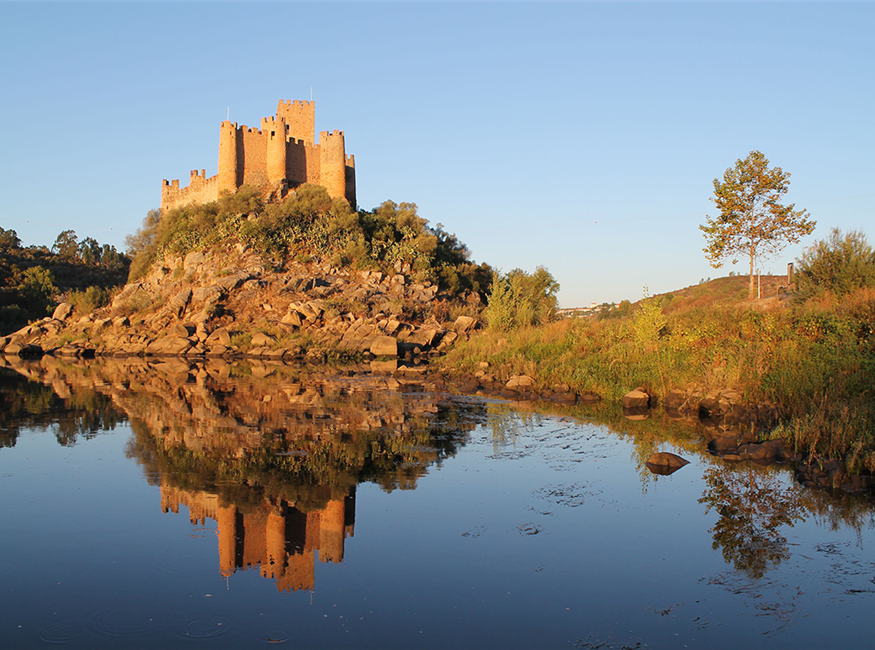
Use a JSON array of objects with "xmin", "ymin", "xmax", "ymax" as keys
[
  {"xmin": 52, "ymin": 229, "xmax": 79, "ymax": 261},
  {"xmin": 795, "ymin": 228, "xmax": 875, "ymax": 299},
  {"xmin": 17, "ymin": 266, "xmax": 57, "ymax": 318},
  {"xmin": 486, "ymin": 266, "xmax": 559, "ymax": 331},
  {"xmin": 700, "ymin": 150, "xmax": 815, "ymax": 300}
]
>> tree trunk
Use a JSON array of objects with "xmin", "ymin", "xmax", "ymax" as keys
[{"xmin": 749, "ymin": 247, "xmax": 756, "ymax": 300}]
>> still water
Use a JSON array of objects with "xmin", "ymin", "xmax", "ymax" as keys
[{"xmin": 1, "ymin": 358, "xmax": 874, "ymax": 649}]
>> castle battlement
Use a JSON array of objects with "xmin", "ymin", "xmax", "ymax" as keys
[{"xmin": 161, "ymin": 99, "xmax": 355, "ymax": 213}]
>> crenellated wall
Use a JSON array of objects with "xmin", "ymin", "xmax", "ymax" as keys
[{"xmin": 161, "ymin": 100, "xmax": 355, "ymax": 213}]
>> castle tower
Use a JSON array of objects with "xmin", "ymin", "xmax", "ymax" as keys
[
  {"xmin": 265, "ymin": 117, "xmax": 288, "ymax": 186},
  {"xmin": 276, "ymin": 100, "xmax": 315, "ymax": 145},
  {"xmin": 319, "ymin": 130, "xmax": 347, "ymax": 201},
  {"xmin": 218, "ymin": 121, "xmax": 239, "ymax": 196}
]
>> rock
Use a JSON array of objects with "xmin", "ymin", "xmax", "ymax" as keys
[
  {"xmin": 370, "ymin": 359, "xmax": 398, "ymax": 374},
  {"xmin": 663, "ymin": 389, "xmax": 688, "ymax": 411},
  {"xmin": 453, "ymin": 315, "xmax": 478, "ymax": 333},
  {"xmin": 215, "ymin": 272, "xmax": 250, "ymax": 291},
  {"xmin": 168, "ymin": 323, "xmax": 190, "ymax": 338},
  {"xmin": 737, "ymin": 440, "xmax": 788, "ymax": 461},
  {"xmin": 647, "ymin": 452, "xmax": 690, "ymax": 468},
  {"xmin": 281, "ymin": 310, "xmax": 302, "ymax": 327},
  {"xmin": 622, "ymin": 389, "xmax": 650, "ymax": 409},
  {"xmin": 506, "ymin": 375, "xmax": 535, "ymax": 391},
  {"xmin": 168, "ymin": 288, "xmax": 192, "ymax": 317},
  {"xmin": 206, "ymin": 327, "xmax": 232, "ymax": 347},
  {"xmin": 370, "ymin": 336, "xmax": 398, "ymax": 358},
  {"xmin": 146, "ymin": 336, "xmax": 194, "ymax": 356},
  {"xmin": 698, "ymin": 397, "xmax": 722, "ymax": 419},
  {"xmin": 408, "ymin": 327, "xmax": 440, "ymax": 348},
  {"xmin": 183, "ymin": 251, "xmax": 206, "ymax": 269},
  {"xmin": 708, "ymin": 436, "xmax": 738, "ymax": 453},
  {"xmin": 52, "ymin": 302, "xmax": 74, "ymax": 321},
  {"xmin": 4, "ymin": 342, "xmax": 42, "ymax": 357},
  {"xmin": 193, "ymin": 286, "xmax": 225, "ymax": 304},
  {"xmin": 251, "ymin": 332, "xmax": 276, "ymax": 347}
]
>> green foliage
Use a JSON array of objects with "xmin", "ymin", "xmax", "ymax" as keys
[
  {"xmin": 485, "ymin": 266, "xmax": 560, "ymax": 332},
  {"xmin": 128, "ymin": 185, "xmax": 488, "ymax": 297},
  {"xmin": 441, "ymin": 289, "xmax": 875, "ymax": 468},
  {"xmin": 632, "ymin": 288, "xmax": 667, "ymax": 351},
  {"xmin": 67, "ymin": 286, "xmax": 112, "ymax": 315},
  {"xmin": 17, "ymin": 266, "xmax": 57, "ymax": 317},
  {"xmin": 701, "ymin": 150, "xmax": 815, "ymax": 299},
  {"xmin": 0, "ymin": 229, "xmax": 129, "ymax": 334},
  {"xmin": 795, "ymin": 228, "xmax": 875, "ymax": 299}
]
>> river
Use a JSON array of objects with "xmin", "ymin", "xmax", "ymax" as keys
[{"xmin": 1, "ymin": 358, "xmax": 873, "ymax": 648}]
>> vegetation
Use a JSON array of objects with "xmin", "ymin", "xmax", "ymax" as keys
[
  {"xmin": 126, "ymin": 185, "xmax": 491, "ymax": 296},
  {"xmin": 485, "ymin": 266, "xmax": 559, "ymax": 331},
  {"xmin": 795, "ymin": 227, "xmax": 875, "ymax": 300},
  {"xmin": 701, "ymin": 150, "xmax": 815, "ymax": 299},
  {"xmin": 438, "ymin": 279, "xmax": 875, "ymax": 472},
  {"xmin": 0, "ymin": 226, "xmax": 129, "ymax": 333}
]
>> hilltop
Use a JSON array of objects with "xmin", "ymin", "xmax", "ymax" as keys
[{"xmin": 1, "ymin": 186, "xmax": 490, "ymax": 361}]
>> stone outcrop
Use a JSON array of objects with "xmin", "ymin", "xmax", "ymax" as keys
[{"xmin": 3, "ymin": 246, "xmax": 482, "ymax": 362}]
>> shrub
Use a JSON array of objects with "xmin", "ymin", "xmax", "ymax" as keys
[
  {"xmin": 485, "ymin": 266, "xmax": 559, "ymax": 332},
  {"xmin": 796, "ymin": 228, "xmax": 875, "ymax": 299}
]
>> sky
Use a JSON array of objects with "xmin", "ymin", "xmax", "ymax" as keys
[{"xmin": 1, "ymin": 2, "xmax": 872, "ymax": 308}]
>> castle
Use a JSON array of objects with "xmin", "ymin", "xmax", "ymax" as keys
[{"xmin": 161, "ymin": 100, "xmax": 356, "ymax": 213}]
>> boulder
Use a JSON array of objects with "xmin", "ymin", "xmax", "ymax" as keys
[
  {"xmin": 646, "ymin": 452, "xmax": 690, "ymax": 468},
  {"xmin": 168, "ymin": 288, "xmax": 192, "ymax": 317},
  {"xmin": 146, "ymin": 336, "xmax": 194, "ymax": 356},
  {"xmin": 453, "ymin": 315, "xmax": 478, "ymax": 333},
  {"xmin": 736, "ymin": 440, "xmax": 788, "ymax": 461},
  {"xmin": 183, "ymin": 251, "xmax": 206, "ymax": 269},
  {"xmin": 52, "ymin": 302, "xmax": 74, "ymax": 321},
  {"xmin": 663, "ymin": 389, "xmax": 688, "ymax": 411},
  {"xmin": 251, "ymin": 332, "xmax": 276, "ymax": 347},
  {"xmin": 506, "ymin": 375, "xmax": 535, "ymax": 391},
  {"xmin": 622, "ymin": 389, "xmax": 650, "ymax": 409},
  {"xmin": 370, "ymin": 336, "xmax": 398, "ymax": 358},
  {"xmin": 205, "ymin": 327, "xmax": 232, "ymax": 347}
]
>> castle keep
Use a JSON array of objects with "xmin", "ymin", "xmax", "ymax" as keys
[{"xmin": 161, "ymin": 100, "xmax": 356, "ymax": 213}]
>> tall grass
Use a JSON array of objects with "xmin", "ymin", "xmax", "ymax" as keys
[{"xmin": 437, "ymin": 289, "xmax": 875, "ymax": 470}]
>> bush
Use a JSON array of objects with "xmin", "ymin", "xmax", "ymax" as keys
[
  {"xmin": 485, "ymin": 266, "xmax": 559, "ymax": 332},
  {"xmin": 796, "ymin": 228, "xmax": 875, "ymax": 299},
  {"xmin": 67, "ymin": 286, "xmax": 112, "ymax": 315},
  {"xmin": 126, "ymin": 186, "xmax": 489, "ymax": 298}
]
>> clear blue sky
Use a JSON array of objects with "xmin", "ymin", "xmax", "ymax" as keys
[{"xmin": 1, "ymin": 2, "xmax": 872, "ymax": 307}]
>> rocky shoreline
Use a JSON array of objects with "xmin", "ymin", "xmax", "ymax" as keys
[{"xmin": 0, "ymin": 245, "xmax": 482, "ymax": 362}]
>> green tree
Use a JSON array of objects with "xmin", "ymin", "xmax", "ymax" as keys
[
  {"xmin": 700, "ymin": 150, "xmax": 815, "ymax": 300},
  {"xmin": 17, "ymin": 266, "xmax": 57, "ymax": 318},
  {"xmin": 795, "ymin": 227, "xmax": 875, "ymax": 299},
  {"xmin": 486, "ymin": 266, "xmax": 559, "ymax": 331},
  {"xmin": 52, "ymin": 229, "xmax": 79, "ymax": 261},
  {"xmin": 0, "ymin": 227, "xmax": 21, "ymax": 252}
]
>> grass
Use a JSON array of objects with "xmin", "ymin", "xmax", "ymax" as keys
[{"xmin": 437, "ymin": 285, "xmax": 875, "ymax": 471}]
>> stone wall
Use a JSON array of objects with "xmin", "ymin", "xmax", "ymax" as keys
[{"xmin": 161, "ymin": 99, "xmax": 355, "ymax": 213}]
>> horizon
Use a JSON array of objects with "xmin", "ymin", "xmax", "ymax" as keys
[{"xmin": 1, "ymin": 3, "xmax": 872, "ymax": 308}]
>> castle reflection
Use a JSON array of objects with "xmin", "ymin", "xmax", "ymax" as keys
[{"xmin": 161, "ymin": 484, "xmax": 354, "ymax": 592}]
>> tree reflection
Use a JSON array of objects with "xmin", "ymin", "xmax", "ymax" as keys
[{"xmin": 699, "ymin": 465, "xmax": 806, "ymax": 579}]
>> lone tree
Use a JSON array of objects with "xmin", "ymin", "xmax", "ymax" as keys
[{"xmin": 700, "ymin": 150, "xmax": 815, "ymax": 300}]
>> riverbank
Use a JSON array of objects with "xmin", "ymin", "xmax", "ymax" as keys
[{"xmin": 434, "ymin": 289, "xmax": 875, "ymax": 474}]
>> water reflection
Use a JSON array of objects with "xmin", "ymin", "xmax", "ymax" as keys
[
  {"xmin": 1, "ymin": 356, "xmax": 484, "ymax": 591},
  {"xmin": 699, "ymin": 465, "xmax": 806, "ymax": 579}
]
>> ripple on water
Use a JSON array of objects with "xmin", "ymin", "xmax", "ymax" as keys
[
  {"xmin": 0, "ymin": 560, "xmax": 11, "ymax": 574},
  {"xmin": 263, "ymin": 630, "xmax": 289, "ymax": 644},
  {"xmin": 92, "ymin": 607, "xmax": 161, "ymax": 637},
  {"xmin": 179, "ymin": 619, "xmax": 228, "ymax": 639},
  {"xmin": 38, "ymin": 623, "xmax": 89, "ymax": 644}
]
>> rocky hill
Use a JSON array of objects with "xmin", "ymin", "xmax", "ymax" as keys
[{"xmin": 1, "ymin": 242, "xmax": 483, "ymax": 361}]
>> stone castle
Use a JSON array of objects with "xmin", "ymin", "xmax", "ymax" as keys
[{"xmin": 161, "ymin": 100, "xmax": 356, "ymax": 213}]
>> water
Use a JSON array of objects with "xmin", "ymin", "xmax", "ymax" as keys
[{"xmin": 1, "ymin": 358, "xmax": 874, "ymax": 648}]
